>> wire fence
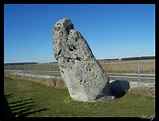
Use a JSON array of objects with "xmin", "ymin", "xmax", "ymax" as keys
[
  {"xmin": 4, "ymin": 63, "xmax": 60, "ymax": 77},
  {"xmin": 4, "ymin": 61, "xmax": 155, "ymax": 92},
  {"xmin": 4, "ymin": 60, "xmax": 155, "ymax": 77}
]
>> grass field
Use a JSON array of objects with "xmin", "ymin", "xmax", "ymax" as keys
[
  {"xmin": 4, "ymin": 76, "xmax": 155, "ymax": 117},
  {"xmin": 4, "ymin": 59, "xmax": 155, "ymax": 74}
]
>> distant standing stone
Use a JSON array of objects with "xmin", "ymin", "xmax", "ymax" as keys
[{"xmin": 52, "ymin": 18, "xmax": 114, "ymax": 102}]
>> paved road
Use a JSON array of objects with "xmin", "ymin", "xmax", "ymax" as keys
[
  {"xmin": 4, "ymin": 70, "xmax": 155, "ymax": 82},
  {"xmin": 109, "ymin": 76, "xmax": 155, "ymax": 82},
  {"xmin": 47, "ymin": 71, "xmax": 155, "ymax": 82},
  {"xmin": 50, "ymin": 71, "xmax": 155, "ymax": 82}
]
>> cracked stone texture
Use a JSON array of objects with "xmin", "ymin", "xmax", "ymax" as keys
[{"xmin": 52, "ymin": 18, "xmax": 114, "ymax": 102}]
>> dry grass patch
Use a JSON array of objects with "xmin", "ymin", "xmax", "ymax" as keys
[{"xmin": 99, "ymin": 59, "xmax": 155, "ymax": 74}]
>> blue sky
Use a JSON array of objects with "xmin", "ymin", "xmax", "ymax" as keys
[{"xmin": 4, "ymin": 4, "xmax": 155, "ymax": 63}]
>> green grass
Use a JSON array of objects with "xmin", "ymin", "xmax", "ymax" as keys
[{"xmin": 4, "ymin": 76, "xmax": 155, "ymax": 117}]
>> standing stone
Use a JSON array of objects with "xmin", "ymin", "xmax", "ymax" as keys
[{"xmin": 52, "ymin": 18, "xmax": 114, "ymax": 102}]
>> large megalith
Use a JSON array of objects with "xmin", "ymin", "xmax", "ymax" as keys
[{"xmin": 52, "ymin": 18, "xmax": 114, "ymax": 102}]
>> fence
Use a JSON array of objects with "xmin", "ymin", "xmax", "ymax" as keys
[
  {"xmin": 4, "ymin": 63, "xmax": 66, "ymax": 88},
  {"xmin": 4, "ymin": 60, "xmax": 155, "ymax": 77},
  {"xmin": 4, "ymin": 63, "xmax": 60, "ymax": 78},
  {"xmin": 4, "ymin": 60, "xmax": 155, "ymax": 90}
]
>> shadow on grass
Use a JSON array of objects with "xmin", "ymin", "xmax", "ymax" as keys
[
  {"xmin": 4, "ymin": 94, "xmax": 14, "ymax": 117},
  {"xmin": 4, "ymin": 94, "xmax": 48, "ymax": 117},
  {"xmin": 110, "ymin": 80, "xmax": 130, "ymax": 98}
]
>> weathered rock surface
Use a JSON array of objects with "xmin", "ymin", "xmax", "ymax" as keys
[{"xmin": 52, "ymin": 18, "xmax": 114, "ymax": 102}]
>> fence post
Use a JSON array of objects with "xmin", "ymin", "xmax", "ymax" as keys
[
  {"xmin": 35, "ymin": 64, "xmax": 37, "ymax": 79},
  {"xmin": 7, "ymin": 64, "xmax": 9, "ymax": 74},
  {"xmin": 154, "ymin": 63, "xmax": 155, "ymax": 75},
  {"xmin": 138, "ymin": 62, "xmax": 140, "ymax": 91},
  {"xmin": 49, "ymin": 64, "xmax": 51, "ymax": 79},
  {"xmin": 24, "ymin": 64, "xmax": 25, "ymax": 77},
  {"xmin": 15, "ymin": 65, "xmax": 16, "ymax": 76}
]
